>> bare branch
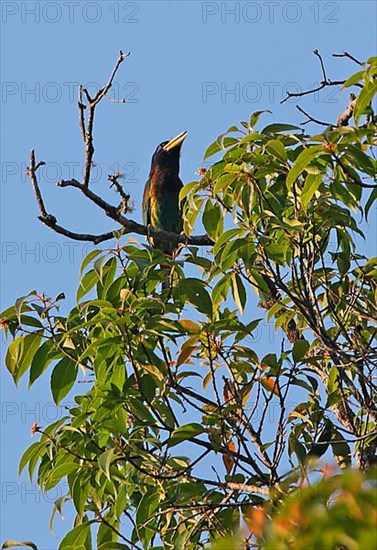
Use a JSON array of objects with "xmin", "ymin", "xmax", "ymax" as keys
[
  {"xmin": 313, "ymin": 48, "xmax": 328, "ymax": 82},
  {"xmin": 281, "ymin": 50, "xmax": 362, "ymax": 105},
  {"xmin": 26, "ymin": 53, "xmax": 213, "ymax": 249},
  {"xmin": 37, "ymin": 216, "xmax": 121, "ymax": 245},
  {"xmin": 27, "ymin": 150, "xmax": 54, "ymax": 223},
  {"xmin": 93, "ymin": 50, "xmax": 130, "ymax": 105},
  {"xmin": 296, "ymin": 92, "xmax": 359, "ymax": 129},
  {"xmin": 108, "ymin": 173, "xmax": 134, "ymax": 215},
  {"xmin": 78, "ymin": 85, "xmax": 86, "ymax": 141},
  {"xmin": 56, "ymin": 177, "xmax": 213, "ymax": 246},
  {"xmin": 296, "ymin": 105, "xmax": 331, "ymax": 127},
  {"xmin": 333, "ymin": 51, "xmax": 364, "ymax": 66},
  {"xmin": 27, "ymin": 151, "xmax": 213, "ymax": 247},
  {"xmin": 80, "ymin": 50, "xmax": 129, "ymax": 188},
  {"xmin": 281, "ymin": 81, "xmax": 328, "ymax": 105}
]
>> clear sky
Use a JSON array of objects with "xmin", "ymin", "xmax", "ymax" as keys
[{"xmin": 1, "ymin": 1, "xmax": 376, "ymax": 548}]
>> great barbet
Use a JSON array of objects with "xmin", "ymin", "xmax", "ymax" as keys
[{"xmin": 142, "ymin": 131, "xmax": 188, "ymax": 256}]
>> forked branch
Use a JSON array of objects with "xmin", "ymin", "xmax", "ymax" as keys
[
  {"xmin": 282, "ymin": 50, "xmax": 365, "ymax": 128},
  {"xmin": 26, "ymin": 52, "xmax": 213, "ymax": 248}
]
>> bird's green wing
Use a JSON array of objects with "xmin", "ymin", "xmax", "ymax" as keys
[{"xmin": 142, "ymin": 179, "xmax": 151, "ymax": 226}]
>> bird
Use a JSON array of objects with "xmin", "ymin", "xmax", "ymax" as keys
[{"xmin": 142, "ymin": 131, "xmax": 188, "ymax": 258}]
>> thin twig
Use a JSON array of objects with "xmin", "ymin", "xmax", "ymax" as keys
[
  {"xmin": 27, "ymin": 150, "xmax": 54, "ymax": 222},
  {"xmin": 108, "ymin": 173, "xmax": 132, "ymax": 201},
  {"xmin": 281, "ymin": 49, "xmax": 362, "ymax": 105},
  {"xmin": 94, "ymin": 50, "xmax": 130, "ymax": 105},
  {"xmin": 296, "ymin": 105, "xmax": 331, "ymax": 127},
  {"xmin": 281, "ymin": 80, "xmax": 349, "ymax": 105},
  {"xmin": 81, "ymin": 50, "xmax": 129, "ymax": 187},
  {"xmin": 333, "ymin": 51, "xmax": 364, "ymax": 66},
  {"xmin": 37, "ymin": 216, "xmax": 122, "ymax": 244},
  {"xmin": 78, "ymin": 85, "xmax": 86, "ymax": 141},
  {"xmin": 313, "ymin": 49, "xmax": 328, "ymax": 82},
  {"xmin": 97, "ymin": 510, "xmax": 142, "ymax": 550}
]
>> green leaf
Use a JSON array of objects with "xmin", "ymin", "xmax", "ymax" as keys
[
  {"xmin": 177, "ymin": 279, "xmax": 212, "ymax": 316},
  {"xmin": 239, "ymin": 132, "xmax": 265, "ymax": 145},
  {"xmin": 218, "ymin": 239, "xmax": 247, "ymax": 270},
  {"xmin": 5, "ymin": 337, "xmax": 24, "ymax": 378},
  {"xmin": 129, "ymin": 398, "xmax": 156, "ymax": 425},
  {"xmin": 14, "ymin": 291, "xmax": 38, "ymax": 323},
  {"xmin": 213, "ymin": 173, "xmax": 238, "ymax": 194},
  {"xmin": 286, "ymin": 145, "xmax": 325, "ymax": 190},
  {"xmin": 18, "ymin": 315, "xmax": 43, "ymax": 329},
  {"xmin": 168, "ymin": 423, "xmax": 206, "ymax": 447},
  {"xmin": 97, "ymin": 519, "xmax": 118, "ymax": 547},
  {"xmin": 140, "ymin": 362, "xmax": 165, "ymax": 381},
  {"xmin": 365, "ymin": 186, "xmax": 377, "ymax": 222},
  {"xmin": 218, "ymin": 136, "xmax": 239, "ymax": 150},
  {"xmin": 5, "ymin": 332, "xmax": 43, "ymax": 385},
  {"xmin": 45, "ymin": 462, "xmax": 80, "ymax": 491},
  {"xmin": 288, "ymin": 437, "xmax": 306, "ymax": 465},
  {"xmin": 80, "ymin": 249, "xmax": 102, "ymax": 274},
  {"xmin": 249, "ymin": 109, "xmax": 271, "ymax": 128},
  {"xmin": 301, "ymin": 172, "xmax": 322, "ymax": 211},
  {"xmin": 231, "ymin": 273, "xmax": 246, "ymax": 314},
  {"xmin": 203, "ymin": 139, "xmax": 222, "ymax": 160},
  {"xmin": 262, "ymin": 123, "xmax": 301, "ymax": 134},
  {"xmin": 19, "ymin": 442, "xmax": 44, "ymax": 476},
  {"xmin": 29, "ymin": 339, "xmax": 54, "ymax": 387},
  {"xmin": 15, "ymin": 332, "xmax": 43, "ymax": 384},
  {"xmin": 177, "ymin": 345, "xmax": 197, "ymax": 367},
  {"xmin": 180, "ymin": 181, "xmax": 200, "ymax": 202},
  {"xmin": 265, "ymin": 139, "xmax": 287, "ymax": 162},
  {"xmin": 327, "ymin": 365, "xmax": 339, "ymax": 394},
  {"xmin": 331, "ymin": 432, "xmax": 352, "ymax": 468},
  {"xmin": 50, "ymin": 358, "xmax": 78, "ymax": 404},
  {"xmin": 202, "ymin": 200, "xmax": 223, "ymax": 240},
  {"xmin": 76, "ymin": 269, "xmax": 99, "ymax": 302},
  {"xmin": 265, "ymin": 242, "xmax": 289, "ymax": 265},
  {"xmin": 136, "ymin": 489, "xmax": 161, "ymax": 536},
  {"xmin": 292, "ymin": 339, "xmax": 309, "ymax": 363},
  {"xmin": 49, "ymin": 495, "xmax": 69, "ymax": 533},
  {"xmin": 341, "ymin": 144, "xmax": 376, "ymax": 177},
  {"xmin": 213, "ymin": 228, "xmax": 242, "ymax": 255},
  {"xmin": 342, "ymin": 70, "xmax": 364, "ymax": 88},
  {"xmin": 225, "ymin": 125, "xmax": 239, "ymax": 134},
  {"xmin": 71, "ymin": 474, "xmax": 89, "ymax": 516},
  {"xmin": 98, "ymin": 449, "xmax": 115, "ymax": 480},
  {"xmin": 58, "ymin": 520, "xmax": 94, "ymax": 550},
  {"xmin": 354, "ymin": 79, "xmax": 377, "ymax": 124}
]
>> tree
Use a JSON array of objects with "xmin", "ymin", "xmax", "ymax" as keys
[{"xmin": 1, "ymin": 51, "xmax": 376, "ymax": 550}]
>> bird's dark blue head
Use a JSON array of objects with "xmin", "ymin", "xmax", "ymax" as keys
[{"xmin": 150, "ymin": 131, "xmax": 188, "ymax": 173}]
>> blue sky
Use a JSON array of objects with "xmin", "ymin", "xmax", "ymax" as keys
[{"xmin": 1, "ymin": 1, "xmax": 376, "ymax": 548}]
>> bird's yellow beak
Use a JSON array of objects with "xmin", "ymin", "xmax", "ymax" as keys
[{"xmin": 163, "ymin": 131, "xmax": 188, "ymax": 152}]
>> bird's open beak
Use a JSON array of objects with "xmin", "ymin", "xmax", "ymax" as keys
[{"xmin": 163, "ymin": 131, "xmax": 188, "ymax": 152}]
